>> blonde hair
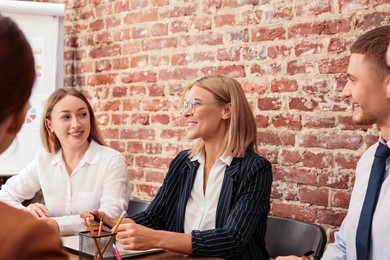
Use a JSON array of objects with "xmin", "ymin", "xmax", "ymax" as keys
[
  {"xmin": 185, "ymin": 75, "xmax": 258, "ymax": 158},
  {"xmin": 41, "ymin": 88, "xmax": 106, "ymax": 153}
]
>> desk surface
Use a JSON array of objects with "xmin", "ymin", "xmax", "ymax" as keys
[{"xmin": 67, "ymin": 251, "xmax": 222, "ymax": 259}]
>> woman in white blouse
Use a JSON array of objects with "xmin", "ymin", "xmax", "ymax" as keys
[{"xmin": 0, "ymin": 88, "xmax": 130, "ymax": 235}]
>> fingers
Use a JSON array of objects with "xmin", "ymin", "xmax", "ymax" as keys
[{"xmin": 25, "ymin": 203, "xmax": 49, "ymax": 218}]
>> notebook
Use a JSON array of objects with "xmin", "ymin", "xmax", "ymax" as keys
[{"xmin": 61, "ymin": 235, "xmax": 163, "ymax": 258}]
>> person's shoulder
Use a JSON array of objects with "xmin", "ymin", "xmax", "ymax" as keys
[{"xmin": 242, "ymin": 150, "xmax": 271, "ymax": 165}]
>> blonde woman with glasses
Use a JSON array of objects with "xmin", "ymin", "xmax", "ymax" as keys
[{"xmin": 83, "ymin": 75, "xmax": 272, "ymax": 260}]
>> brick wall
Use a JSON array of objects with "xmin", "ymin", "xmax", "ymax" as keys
[{"xmin": 39, "ymin": 0, "xmax": 390, "ymax": 242}]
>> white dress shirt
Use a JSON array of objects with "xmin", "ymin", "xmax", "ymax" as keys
[
  {"xmin": 0, "ymin": 140, "xmax": 130, "ymax": 235},
  {"xmin": 184, "ymin": 153, "xmax": 233, "ymax": 233},
  {"xmin": 323, "ymin": 137, "xmax": 390, "ymax": 260}
]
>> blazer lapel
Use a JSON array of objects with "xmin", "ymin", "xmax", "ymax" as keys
[
  {"xmin": 216, "ymin": 157, "xmax": 241, "ymax": 228},
  {"xmin": 177, "ymin": 159, "xmax": 199, "ymax": 232}
]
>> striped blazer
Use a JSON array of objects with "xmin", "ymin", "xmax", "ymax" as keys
[{"xmin": 132, "ymin": 150, "xmax": 272, "ymax": 260}]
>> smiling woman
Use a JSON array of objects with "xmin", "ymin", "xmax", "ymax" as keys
[
  {"xmin": 82, "ymin": 75, "xmax": 273, "ymax": 260},
  {"xmin": 0, "ymin": 88, "xmax": 131, "ymax": 236}
]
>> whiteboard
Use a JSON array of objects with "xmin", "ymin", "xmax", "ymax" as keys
[{"xmin": 0, "ymin": 1, "xmax": 64, "ymax": 175}]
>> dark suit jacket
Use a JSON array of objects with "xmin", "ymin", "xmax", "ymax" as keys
[
  {"xmin": 132, "ymin": 150, "xmax": 272, "ymax": 260},
  {"xmin": 0, "ymin": 202, "xmax": 67, "ymax": 260}
]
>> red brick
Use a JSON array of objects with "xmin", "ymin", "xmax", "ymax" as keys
[
  {"xmin": 303, "ymin": 115, "xmax": 336, "ymax": 128},
  {"xmin": 114, "ymin": 1, "xmax": 129, "ymax": 13},
  {"xmin": 271, "ymin": 202, "xmax": 317, "ymax": 222},
  {"xmin": 193, "ymin": 52, "xmax": 215, "ymax": 63},
  {"xmin": 123, "ymin": 100, "xmax": 142, "ymax": 111},
  {"xmin": 265, "ymin": 6, "xmax": 292, "ymax": 23},
  {"xmin": 237, "ymin": 9, "xmax": 262, "ymax": 25},
  {"xmin": 122, "ymin": 129, "xmax": 155, "ymax": 140},
  {"xmin": 335, "ymin": 150, "xmax": 359, "ymax": 170},
  {"xmin": 317, "ymin": 209, "xmax": 347, "ymax": 226},
  {"xmin": 109, "ymin": 140, "xmax": 126, "ymax": 153},
  {"xmin": 90, "ymin": 19, "xmax": 104, "ymax": 31},
  {"xmin": 296, "ymin": 0, "xmax": 331, "ymax": 16},
  {"xmin": 87, "ymin": 74, "xmax": 117, "ymax": 86},
  {"xmin": 202, "ymin": 65, "xmax": 246, "ymax": 77},
  {"xmin": 271, "ymin": 182, "xmax": 298, "ymax": 200},
  {"xmin": 287, "ymin": 60, "xmax": 315, "ymax": 75},
  {"xmin": 129, "ymin": 86, "xmax": 147, "ymax": 96},
  {"xmin": 332, "ymin": 191, "xmax": 351, "ymax": 208},
  {"xmin": 148, "ymin": 84, "xmax": 164, "ymax": 97},
  {"xmin": 302, "ymin": 79, "xmax": 329, "ymax": 94},
  {"xmin": 106, "ymin": 17, "xmax": 120, "ymax": 28},
  {"xmin": 355, "ymin": 12, "xmax": 390, "ymax": 31},
  {"xmin": 145, "ymin": 170, "xmax": 166, "ymax": 183},
  {"xmin": 328, "ymin": 38, "xmax": 353, "ymax": 53},
  {"xmin": 217, "ymin": 47, "xmax": 241, "ymax": 61},
  {"xmin": 255, "ymin": 115, "xmax": 269, "ymax": 128},
  {"xmin": 159, "ymin": 5, "xmax": 197, "ymax": 18},
  {"xmin": 150, "ymin": 55, "xmax": 170, "ymax": 66},
  {"xmin": 100, "ymin": 128, "xmax": 119, "ymax": 139},
  {"xmin": 143, "ymin": 37, "xmax": 178, "ymax": 50},
  {"xmin": 132, "ymin": 27, "xmax": 149, "ymax": 39},
  {"xmin": 267, "ymin": 45, "xmax": 293, "ymax": 58},
  {"xmin": 339, "ymin": 117, "xmax": 371, "ymax": 131},
  {"xmin": 123, "ymin": 9, "xmax": 158, "ymax": 24},
  {"xmin": 215, "ymin": 14, "xmax": 235, "ymax": 27},
  {"xmin": 160, "ymin": 129, "xmax": 187, "ymax": 141},
  {"xmin": 280, "ymin": 149, "xmax": 301, "ymax": 165},
  {"xmin": 135, "ymin": 184, "xmax": 160, "ymax": 198},
  {"xmin": 271, "ymin": 78, "xmax": 298, "ymax": 92},
  {"xmin": 257, "ymin": 131, "xmax": 296, "ymax": 146},
  {"xmin": 192, "ymin": 17, "xmax": 212, "ymax": 30},
  {"xmin": 252, "ymin": 27, "xmax": 286, "ymax": 42},
  {"xmin": 303, "ymin": 151, "xmax": 334, "ymax": 168},
  {"xmin": 113, "ymin": 58, "xmax": 129, "ymax": 70},
  {"xmin": 222, "ymin": 0, "xmax": 259, "ymax": 7},
  {"xmin": 151, "ymin": 0, "xmax": 169, "ymax": 6},
  {"xmin": 241, "ymin": 79, "xmax": 267, "ymax": 95},
  {"xmin": 113, "ymin": 29, "xmax": 131, "ymax": 41},
  {"xmin": 111, "ymin": 114, "xmax": 128, "ymax": 125},
  {"xmin": 143, "ymin": 99, "xmax": 171, "ymax": 112},
  {"xmin": 112, "ymin": 87, "xmax": 127, "ymax": 97},
  {"xmin": 131, "ymin": 0, "xmax": 148, "ymax": 9},
  {"xmin": 273, "ymin": 114, "xmax": 302, "ymax": 130},
  {"xmin": 145, "ymin": 143, "xmax": 163, "ymax": 154},
  {"xmin": 95, "ymin": 60, "xmax": 112, "ymax": 72},
  {"xmin": 299, "ymin": 187, "xmax": 329, "ymax": 207},
  {"xmin": 171, "ymin": 20, "xmax": 189, "ymax": 33},
  {"xmin": 130, "ymin": 55, "xmax": 148, "ymax": 68},
  {"xmin": 319, "ymin": 57, "xmax": 349, "ymax": 74},
  {"xmin": 165, "ymin": 144, "xmax": 183, "ymax": 156},
  {"xmin": 299, "ymin": 133, "xmax": 363, "ymax": 150},
  {"xmin": 181, "ymin": 32, "xmax": 223, "ymax": 47},
  {"xmin": 318, "ymin": 170, "xmax": 351, "ymax": 189},
  {"xmin": 251, "ymin": 63, "xmax": 282, "ymax": 76},
  {"xmin": 289, "ymin": 97, "xmax": 319, "ymax": 111},
  {"xmin": 295, "ymin": 42, "xmax": 323, "ymax": 57},
  {"xmin": 364, "ymin": 135, "xmax": 378, "ymax": 148},
  {"xmin": 131, "ymin": 114, "xmax": 149, "ymax": 125},
  {"xmin": 258, "ymin": 148, "xmax": 279, "ymax": 164},
  {"xmin": 242, "ymin": 46, "xmax": 266, "ymax": 61},
  {"xmin": 159, "ymin": 68, "xmax": 198, "ymax": 81},
  {"xmin": 89, "ymin": 45, "xmax": 121, "ymax": 58},
  {"xmin": 288, "ymin": 19, "xmax": 350, "ymax": 38},
  {"xmin": 258, "ymin": 97, "xmax": 282, "ymax": 111},
  {"xmin": 151, "ymin": 114, "xmax": 170, "ymax": 125},
  {"xmin": 151, "ymin": 23, "xmax": 168, "ymax": 36},
  {"xmin": 122, "ymin": 71, "xmax": 157, "ymax": 83},
  {"xmin": 227, "ymin": 29, "xmax": 250, "ymax": 42},
  {"xmin": 172, "ymin": 53, "xmax": 192, "ymax": 66}
]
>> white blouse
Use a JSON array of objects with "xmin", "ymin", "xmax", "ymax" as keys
[
  {"xmin": 0, "ymin": 140, "xmax": 130, "ymax": 235},
  {"xmin": 184, "ymin": 153, "xmax": 233, "ymax": 233}
]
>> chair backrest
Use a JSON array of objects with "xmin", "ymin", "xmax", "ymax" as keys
[
  {"xmin": 127, "ymin": 199, "xmax": 150, "ymax": 217},
  {"xmin": 265, "ymin": 216, "xmax": 327, "ymax": 260}
]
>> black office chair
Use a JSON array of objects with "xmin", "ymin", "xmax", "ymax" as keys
[
  {"xmin": 265, "ymin": 216, "xmax": 327, "ymax": 260},
  {"xmin": 127, "ymin": 199, "xmax": 150, "ymax": 217}
]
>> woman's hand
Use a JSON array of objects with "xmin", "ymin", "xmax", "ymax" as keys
[
  {"xmin": 116, "ymin": 221, "xmax": 160, "ymax": 251},
  {"xmin": 23, "ymin": 203, "xmax": 50, "ymax": 218}
]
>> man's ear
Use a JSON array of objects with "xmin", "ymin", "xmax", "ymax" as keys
[{"xmin": 6, "ymin": 101, "xmax": 29, "ymax": 135}]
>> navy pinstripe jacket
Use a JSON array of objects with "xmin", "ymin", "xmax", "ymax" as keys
[{"xmin": 132, "ymin": 149, "xmax": 272, "ymax": 260}]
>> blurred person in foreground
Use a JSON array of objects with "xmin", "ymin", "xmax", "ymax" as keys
[{"xmin": 0, "ymin": 14, "xmax": 67, "ymax": 259}]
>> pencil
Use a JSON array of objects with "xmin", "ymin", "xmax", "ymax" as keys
[
  {"xmin": 101, "ymin": 211, "xmax": 127, "ymax": 255},
  {"xmin": 113, "ymin": 244, "xmax": 122, "ymax": 260},
  {"xmin": 87, "ymin": 219, "xmax": 104, "ymax": 260}
]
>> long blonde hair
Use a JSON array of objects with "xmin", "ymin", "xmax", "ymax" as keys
[
  {"xmin": 41, "ymin": 88, "xmax": 106, "ymax": 153},
  {"xmin": 185, "ymin": 75, "xmax": 258, "ymax": 158}
]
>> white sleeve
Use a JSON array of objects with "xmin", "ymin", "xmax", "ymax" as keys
[
  {"xmin": 321, "ymin": 216, "xmax": 348, "ymax": 260},
  {"xmin": 54, "ymin": 215, "xmax": 85, "ymax": 236},
  {"xmin": 0, "ymin": 159, "xmax": 41, "ymax": 209},
  {"xmin": 98, "ymin": 154, "xmax": 130, "ymax": 217}
]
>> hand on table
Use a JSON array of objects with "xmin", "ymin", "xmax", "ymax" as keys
[
  {"xmin": 116, "ymin": 221, "xmax": 158, "ymax": 251},
  {"xmin": 23, "ymin": 202, "xmax": 50, "ymax": 218}
]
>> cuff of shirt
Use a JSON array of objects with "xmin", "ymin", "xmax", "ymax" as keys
[{"xmin": 53, "ymin": 215, "xmax": 85, "ymax": 236}]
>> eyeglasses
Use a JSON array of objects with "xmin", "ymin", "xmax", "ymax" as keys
[{"xmin": 182, "ymin": 98, "xmax": 221, "ymax": 114}]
